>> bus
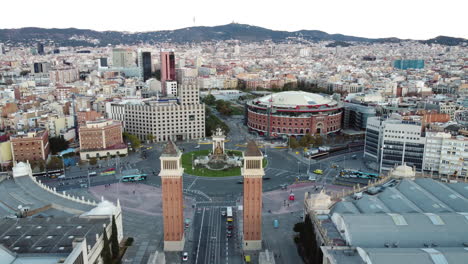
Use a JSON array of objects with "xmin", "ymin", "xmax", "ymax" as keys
[
  {"xmin": 340, "ymin": 169, "xmax": 380, "ymax": 179},
  {"xmin": 121, "ymin": 174, "xmax": 147, "ymax": 182},
  {"xmin": 226, "ymin": 206, "xmax": 233, "ymax": 222}
]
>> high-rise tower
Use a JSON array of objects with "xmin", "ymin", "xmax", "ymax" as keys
[
  {"xmin": 160, "ymin": 50, "xmax": 176, "ymax": 94},
  {"xmin": 138, "ymin": 51, "xmax": 152, "ymax": 81},
  {"xmin": 242, "ymin": 140, "xmax": 264, "ymax": 251},
  {"xmin": 159, "ymin": 141, "xmax": 185, "ymax": 251}
]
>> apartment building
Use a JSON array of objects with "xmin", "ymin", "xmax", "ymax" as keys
[
  {"xmin": 10, "ymin": 129, "xmax": 50, "ymax": 162},
  {"xmin": 107, "ymin": 82, "xmax": 205, "ymax": 142},
  {"xmin": 423, "ymin": 132, "xmax": 468, "ymax": 177},
  {"xmin": 79, "ymin": 119, "xmax": 127, "ymax": 160}
]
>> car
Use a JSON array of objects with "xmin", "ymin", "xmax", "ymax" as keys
[
  {"xmin": 185, "ymin": 223, "xmax": 189, "ymax": 229},
  {"xmin": 263, "ymin": 177, "xmax": 271, "ymax": 180},
  {"xmin": 58, "ymin": 175, "xmax": 65, "ymax": 179},
  {"xmin": 280, "ymin": 184, "xmax": 287, "ymax": 190},
  {"xmin": 182, "ymin": 252, "xmax": 188, "ymax": 261},
  {"xmin": 227, "ymin": 232, "xmax": 232, "ymax": 238},
  {"xmin": 221, "ymin": 211, "xmax": 226, "ymax": 217},
  {"xmin": 227, "ymin": 225, "xmax": 234, "ymax": 230},
  {"xmin": 313, "ymin": 169, "xmax": 323, "ymax": 175},
  {"xmin": 194, "ymin": 145, "xmax": 200, "ymax": 149},
  {"xmin": 237, "ymin": 180, "xmax": 244, "ymax": 184}
]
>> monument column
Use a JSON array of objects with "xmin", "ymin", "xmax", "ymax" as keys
[
  {"xmin": 159, "ymin": 140, "xmax": 185, "ymax": 251},
  {"xmin": 242, "ymin": 140, "xmax": 264, "ymax": 251}
]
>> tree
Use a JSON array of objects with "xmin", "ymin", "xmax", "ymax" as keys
[
  {"xmin": 49, "ymin": 136, "xmax": 69, "ymax": 155},
  {"xmin": 123, "ymin": 132, "xmax": 141, "ymax": 149},
  {"xmin": 111, "ymin": 215, "xmax": 119, "ymax": 259},
  {"xmin": 89, "ymin": 157, "xmax": 97, "ymax": 166},
  {"xmin": 146, "ymin": 134, "xmax": 154, "ymax": 143},
  {"xmin": 299, "ymin": 136, "xmax": 309, "ymax": 148},
  {"xmin": 289, "ymin": 137, "xmax": 300, "ymax": 149},
  {"xmin": 101, "ymin": 228, "xmax": 112, "ymax": 264},
  {"xmin": 47, "ymin": 156, "xmax": 63, "ymax": 170},
  {"xmin": 204, "ymin": 94, "xmax": 216, "ymax": 105}
]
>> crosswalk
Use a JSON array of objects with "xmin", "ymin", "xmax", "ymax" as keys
[{"xmin": 264, "ymin": 167, "xmax": 304, "ymax": 179}]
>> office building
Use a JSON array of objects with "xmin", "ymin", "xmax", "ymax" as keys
[
  {"xmin": 138, "ymin": 51, "xmax": 152, "ymax": 81},
  {"xmin": 166, "ymin": 81, "xmax": 178, "ymax": 96},
  {"xmin": 112, "ymin": 48, "xmax": 135, "ymax": 68},
  {"xmin": 98, "ymin": 57, "xmax": 108, "ymax": 68},
  {"xmin": 160, "ymin": 50, "xmax": 176, "ymax": 94},
  {"xmin": 107, "ymin": 82, "xmax": 205, "ymax": 142},
  {"xmin": 343, "ymin": 102, "xmax": 377, "ymax": 130},
  {"xmin": 32, "ymin": 62, "xmax": 50, "ymax": 74},
  {"xmin": 422, "ymin": 132, "xmax": 468, "ymax": 177},
  {"xmin": 37, "ymin": 43, "xmax": 45, "ymax": 55},
  {"xmin": 393, "ymin": 59, "xmax": 425, "ymax": 69},
  {"xmin": 364, "ymin": 117, "xmax": 425, "ymax": 172},
  {"xmin": 159, "ymin": 141, "xmax": 185, "ymax": 251},
  {"xmin": 79, "ymin": 119, "xmax": 127, "ymax": 160},
  {"xmin": 10, "ymin": 129, "xmax": 50, "ymax": 162},
  {"xmin": 0, "ymin": 43, "xmax": 5, "ymax": 54}
]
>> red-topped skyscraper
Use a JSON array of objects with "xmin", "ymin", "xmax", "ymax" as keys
[{"xmin": 160, "ymin": 50, "xmax": 176, "ymax": 95}]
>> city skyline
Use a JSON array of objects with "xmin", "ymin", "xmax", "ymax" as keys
[{"xmin": 1, "ymin": 0, "xmax": 467, "ymax": 40}]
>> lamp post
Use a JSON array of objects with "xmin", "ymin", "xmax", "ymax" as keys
[{"xmin": 192, "ymin": 154, "xmax": 194, "ymax": 170}]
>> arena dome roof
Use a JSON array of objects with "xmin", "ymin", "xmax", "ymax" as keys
[{"xmin": 256, "ymin": 91, "xmax": 335, "ymax": 107}]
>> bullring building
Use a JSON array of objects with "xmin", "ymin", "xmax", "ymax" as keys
[{"xmin": 246, "ymin": 91, "xmax": 343, "ymax": 137}]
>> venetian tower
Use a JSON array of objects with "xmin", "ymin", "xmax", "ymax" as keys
[
  {"xmin": 242, "ymin": 140, "xmax": 264, "ymax": 251},
  {"xmin": 159, "ymin": 140, "xmax": 185, "ymax": 251}
]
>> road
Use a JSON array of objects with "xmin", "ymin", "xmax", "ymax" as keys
[{"xmin": 192, "ymin": 206, "xmax": 241, "ymax": 264}]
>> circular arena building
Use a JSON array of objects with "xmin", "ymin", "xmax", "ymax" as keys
[{"xmin": 246, "ymin": 91, "xmax": 343, "ymax": 137}]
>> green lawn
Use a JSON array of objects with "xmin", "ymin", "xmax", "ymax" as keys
[{"xmin": 181, "ymin": 149, "xmax": 267, "ymax": 177}]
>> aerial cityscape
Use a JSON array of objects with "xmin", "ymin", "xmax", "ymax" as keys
[{"xmin": 0, "ymin": 1, "xmax": 467, "ymax": 264}]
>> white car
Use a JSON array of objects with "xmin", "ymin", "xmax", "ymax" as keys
[{"xmin": 182, "ymin": 252, "xmax": 188, "ymax": 261}]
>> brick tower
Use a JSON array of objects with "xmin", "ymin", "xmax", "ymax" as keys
[
  {"xmin": 242, "ymin": 140, "xmax": 264, "ymax": 251},
  {"xmin": 159, "ymin": 140, "xmax": 185, "ymax": 251}
]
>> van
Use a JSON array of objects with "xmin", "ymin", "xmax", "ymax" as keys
[{"xmin": 80, "ymin": 184, "xmax": 88, "ymax": 188}]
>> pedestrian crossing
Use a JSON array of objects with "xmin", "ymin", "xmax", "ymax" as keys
[{"xmin": 264, "ymin": 167, "xmax": 304, "ymax": 178}]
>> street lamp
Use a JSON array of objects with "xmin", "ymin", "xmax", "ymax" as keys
[{"xmin": 192, "ymin": 154, "xmax": 194, "ymax": 170}]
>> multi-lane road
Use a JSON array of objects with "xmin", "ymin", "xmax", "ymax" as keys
[{"xmin": 192, "ymin": 205, "xmax": 242, "ymax": 264}]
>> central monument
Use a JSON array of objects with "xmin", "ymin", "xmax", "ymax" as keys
[
  {"xmin": 242, "ymin": 140, "xmax": 264, "ymax": 251},
  {"xmin": 212, "ymin": 127, "xmax": 226, "ymax": 159},
  {"xmin": 194, "ymin": 127, "xmax": 241, "ymax": 170},
  {"xmin": 159, "ymin": 140, "xmax": 185, "ymax": 251}
]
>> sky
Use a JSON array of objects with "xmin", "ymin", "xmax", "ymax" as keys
[{"xmin": 1, "ymin": 0, "xmax": 467, "ymax": 40}]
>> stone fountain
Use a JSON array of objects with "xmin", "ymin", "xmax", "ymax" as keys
[{"xmin": 194, "ymin": 127, "xmax": 242, "ymax": 170}]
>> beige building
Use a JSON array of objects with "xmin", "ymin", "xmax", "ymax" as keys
[{"xmin": 107, "ymin": 82, "xmax": 205, "ymax": 142}]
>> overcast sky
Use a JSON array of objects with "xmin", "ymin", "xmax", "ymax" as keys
[{"xmin": 1, "ymin": 0, "xmax": 466, "ymax": 40}]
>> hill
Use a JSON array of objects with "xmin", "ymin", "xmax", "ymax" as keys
[{"xmin": 0, "ymin": 23, "xmax": 465, "ymax": 47}]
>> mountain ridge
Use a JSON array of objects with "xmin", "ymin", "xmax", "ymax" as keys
[{"xmin": 0, "ymin": 23, "xmax": 466, "ymax": 47}]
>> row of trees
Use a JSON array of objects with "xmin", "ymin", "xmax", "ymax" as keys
[
  {"xmin": 101, "ymin": 216, "xmax": 121, "ymax": 264},
  {"xmin": 289, "ymin": 134, "xmax": 324, "ymax": 149},
  {"xmin": 293, "ymin": 215, "xmax": 323, "ymax": 264},
  {"xmin": 122, "ymin": 132, "xmax": 141, "ymax": 149},
  {"xmin": 49, "ymin": 136, "xmax": 69, "ymax": 155},
  {"xmin": 205, "ymin": 107, "xmax": 230, "ymax": 137}
]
